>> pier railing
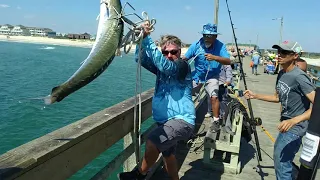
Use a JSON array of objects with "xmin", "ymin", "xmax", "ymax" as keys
[
  {"xmin": 0, "ymin": 86, "xmax": 207, "ymax": 180},
  {"xmin": 307, "ymin": 64, "xmax": 320, "ymax": 87}
]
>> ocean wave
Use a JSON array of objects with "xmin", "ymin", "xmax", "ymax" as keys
[{"xmin": 40, "ymin": 46, "xmax": 55, "ymax": 50}]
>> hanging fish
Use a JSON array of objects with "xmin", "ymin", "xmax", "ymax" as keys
[{"xmin": 45, "ymin": 0, "xmax": 124, "ymax": 104}]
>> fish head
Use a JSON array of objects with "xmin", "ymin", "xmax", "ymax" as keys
[{"xmin": 101, "ymin": 0, "xmax": 122, "ymax": 18}]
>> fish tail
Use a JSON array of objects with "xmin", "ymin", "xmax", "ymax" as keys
[
  {"xmin": 39, "ymin": 86, "xmax": 60, "ymax": 105},
  {"xmin": 46, "ymin": 86, "xmax": 60, "ymax": 104},
  {"xmin": 43, "ymin": 95, "xmax": 53, "ymax": 105}
]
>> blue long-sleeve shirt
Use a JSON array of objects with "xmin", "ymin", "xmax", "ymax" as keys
[{"xmin": 134, "ymin": 36, "xmax": 196, "ymax": 125}]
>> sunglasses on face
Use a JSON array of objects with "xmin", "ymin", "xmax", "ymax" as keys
[
  {"xmin": 162, "ymin": 49, "xmax": 179, "ymax": 55},
  {"xmin": 203, "ymin": 34, "xmax": 214, "ymax": 38},
  {"xmin": 278, "ymin": 49, "xmax": 294, "ymax": 56}
]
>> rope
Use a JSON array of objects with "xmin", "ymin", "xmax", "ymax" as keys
[
  {"xmin": 124, "ymin": 12, "xmax": 155, "ymax": 165},
  {"xmin": 133, "ymin": 35, "xmax": 143, "ymax": 164}
]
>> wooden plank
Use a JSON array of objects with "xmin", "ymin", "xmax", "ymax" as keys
[
  {"xmin": 232, "ymin": 113, "xmax": 243, "ymax": 148},
  {"xmin": 123, "ymin": 131, "xmax": 136, "ymax": 172},
  {"xmin": 0, "ymin": 88, "xmax": 155, "ymax": 180}
]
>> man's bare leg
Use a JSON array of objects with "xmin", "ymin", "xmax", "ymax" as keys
[
  {"xmin": 163, "ymin": 154, "xmax": 179, "ymax": 180},
  {"xmin": 209, "ymin": 95, "xmax": 221, "ymax": 132},
  {"xmin": 211, "ymin": 96, "xmax": 219, "ymax": 118},
  {"xmin": 139, "ymin": 140, "xmax": 160, "ymax": 174}
]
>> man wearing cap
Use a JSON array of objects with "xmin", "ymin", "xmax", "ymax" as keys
[
  {"xmin": 244, "ymin": 41, "xmax": 316, "ymax": 180},
  {"xmin": 182, "ymin": 23, "xmax": 231, "ymax": 132}
]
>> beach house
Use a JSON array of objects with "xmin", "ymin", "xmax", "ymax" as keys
[
  {"xmin": 79, "ymin": 33, "xmax": 91, "ymax": 39},
  {"xmin": 26, "ymin": 27, "xmax": 53, "ymax": 36},
  {"xmin": 0, "ymin": 24, "xmax": 14, "ymax": 35},
  {"xmin": 10, "ymin": 25, "xmax": 31, "ymax": 36},
  {"xmin": 67, "ymin": 33, "xmax": 91, "ymax": 39}
]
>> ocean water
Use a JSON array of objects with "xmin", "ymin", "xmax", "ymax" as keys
[{"xmin": 0, "ymin": 41, "xmax": 156, "ymax": 179}]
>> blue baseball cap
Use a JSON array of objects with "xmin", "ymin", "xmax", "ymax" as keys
[{"xmin": 199, "ymin": 23, "xmax": 220, "ymax": 35}]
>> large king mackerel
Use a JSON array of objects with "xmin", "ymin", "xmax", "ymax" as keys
[{"xmin": 45, "ymin": 0, "xmax": 124, "ymax": 104}]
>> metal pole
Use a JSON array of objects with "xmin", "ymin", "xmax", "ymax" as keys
[
  {"xmin": 214, "ymin": 0, "xmax": 219, "ymax": 25},
  {"xmin": 280, "ymin": 16, "xmax": 283, "ymax": 43}
]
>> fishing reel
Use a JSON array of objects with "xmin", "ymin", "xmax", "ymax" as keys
[{"xmin": 252, "ymin": 117, "xmax": 262, "ymax": 126}]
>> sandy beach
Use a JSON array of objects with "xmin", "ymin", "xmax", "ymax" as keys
[
  {"xmin": 0, "ymin": 35, "xmax": 94, "ymax": 48},
  {"xmin": 0, "ymin": 35, "xmax": 188, "ymax": 55}
]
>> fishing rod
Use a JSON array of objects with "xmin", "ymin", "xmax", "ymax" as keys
[{"xmin": 225, "ymin": 0, "xmax": 262, "ymax": 163}]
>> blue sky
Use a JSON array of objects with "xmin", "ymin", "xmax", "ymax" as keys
[{"xmin": 1, "ymin": 0, "xmax": 319, "ymax": 52}]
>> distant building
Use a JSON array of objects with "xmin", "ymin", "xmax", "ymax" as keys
[
  {"xmin": 68, "ymin": 34, "xmax": 80, "ymax": 39},
  {"xmin": 68, "ymin": 33, "xmax": 91, "ymax": 39},
  {"xmin": 10, "ymin": 25, "xmax": 31, "ymax": 36},
  {"xmin": 0, "ymin": 24, "xmax": 14, "ymax": 35},
  {"xmin": 79, "ymin": 33, "xmax": 90, "ymax": 39},
  {"xmin": 47, "ymin": 31, "xmax": 57, "ymax": 38},
  {"xmin": 26, "ymin": 27, "xmax": 53, "ymax": 36}
]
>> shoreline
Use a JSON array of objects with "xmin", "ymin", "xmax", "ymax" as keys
[
  {"xmin": 0, "ymin": 35, "xmax": 94, "ymax": 48},
  {"xmin": 0, "ymin": 35, "xmax": 189, "ymax": 55}
]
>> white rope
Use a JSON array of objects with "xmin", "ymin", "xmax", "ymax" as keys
[
  {"xmin": 133, "ymin": 32, "xmax": 143, "ymax": 165},
  {"xmin": 119, "ymin": 11, "xmax": 156, "ymax": 165}
]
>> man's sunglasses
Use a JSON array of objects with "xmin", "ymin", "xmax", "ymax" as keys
[
  {"xmin": 278, "ymin": 49, "xmax": 294, "ymax": 56},
  {"xmin": 162, "ymin": 49, "xmax": 179, "ymax": 55},
  {"xmin": 203, "ymin": 34, "xmax": 215, "ymax": 38}
]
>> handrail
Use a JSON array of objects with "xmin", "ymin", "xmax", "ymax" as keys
[{"xmin": 307, "ymin": 64, "xmax": 320, "ymax": 86}]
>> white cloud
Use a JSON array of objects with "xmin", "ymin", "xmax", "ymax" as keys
[
  {"xmin": 17, "ymin": 6, "xmax": 22, "ymax": 10},
  {"xmin": 0, "ymin": 4, "xmax": 10, "ymax": 8},
  {"xmin": 185, "ymin": 5, "xmax": 191, "ymax": 11}
]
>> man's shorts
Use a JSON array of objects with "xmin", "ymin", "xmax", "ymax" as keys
[
  {"xmin": 205, "ymin": 78, "xmax": 219, "ymax": 97},
  {"xmin": 148, "ymin": 119, "xmax": 194, "ymax": 157},
  {"xmin": 192, "ymin": 78, "xmax": 219, "ymax": 98}
]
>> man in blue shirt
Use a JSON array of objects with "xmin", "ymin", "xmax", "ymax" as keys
[
  {"xmin": 182, "ymin": 23, "xmax": 231, "ymax": 132},
  {"xmin": 251, "ymin": 52, "xmax": 260, "ymax": 75},
  {"xmin": 118, "ymin": 23, "xmax": 195, "ymax": 180}
]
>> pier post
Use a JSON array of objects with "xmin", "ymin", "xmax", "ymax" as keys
[
  {"xmin": 214, "ymin": 0, "xmax": 219, "ymax": 25},
  {"xmin": 123, "ymin": 131, "xmax": 137, "ymax": 171}
]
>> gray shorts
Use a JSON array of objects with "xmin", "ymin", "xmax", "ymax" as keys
[
  {"xmin": 193, "ymin": 78, "xmax": 219, "ymax": 97},
  {"xmin": 205, "ymin": 78, "xmax": 219, "ymax": 97},
  {"xmin": 148, "ymin": 119, "xmax": 194, "ymax": 157}
]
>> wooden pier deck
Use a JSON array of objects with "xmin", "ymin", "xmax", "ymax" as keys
[{"xmin": 150, "ymin": 57, "xmax": 318, "ymax": 180}]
